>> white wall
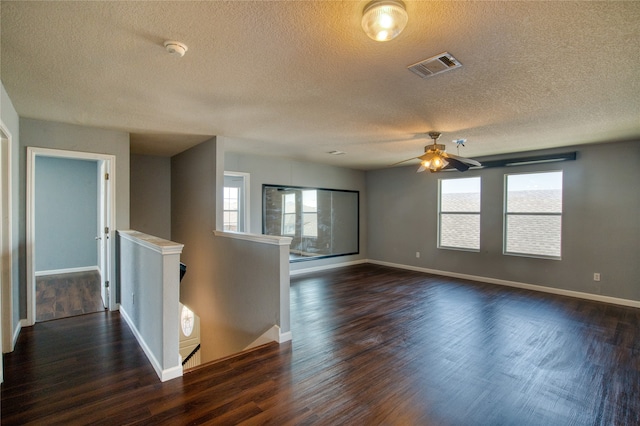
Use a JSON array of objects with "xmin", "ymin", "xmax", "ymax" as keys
[{"xmin": 366, "ymin": 140, "xmax": 640, "ymax": 302}]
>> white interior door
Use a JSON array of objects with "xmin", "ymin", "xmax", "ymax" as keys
[
  {"xmin": 0, "ymin": 145, "xmax": 3, "ymax": 383},
  {"xmin": 97, "ymin": 160, "xmax": 110, "ymax": 309}
]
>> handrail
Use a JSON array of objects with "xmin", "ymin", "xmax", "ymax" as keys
[{"xmin": 182, "ymin": 344, "xmax": 201, "ymax": 366}]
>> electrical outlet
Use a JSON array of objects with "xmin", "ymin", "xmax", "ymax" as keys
[
  {"xmin": 416, "ymin": 251, "xmax": 420, "ymax": 258},
  {"xmin": 593, "ymin": 273, "xmax": 601, "ymax": 282}
]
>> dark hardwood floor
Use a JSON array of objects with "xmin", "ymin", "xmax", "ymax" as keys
[{"xmin": 2, "ymin": 264, "xmax": 639, "ymax": 425}]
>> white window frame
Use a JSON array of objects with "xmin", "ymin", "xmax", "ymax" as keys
[
  {"xmin": 437, "ymin": 177, "xmax": 481, "ymax": 252},
  {"xmin": 282, "ymin": 192, "xmax": 296, "ymax": 236},
  {"xmin": 302, "ymin": 189, "xmax": 318, "ymax": 238},
  {"xmin": 223, "ymin": 186, "xmax": 240, "ymax": 232},
  {"xmin": 503, "ymin": 170, "xmax": 563, "ymax": 260},
  {"xmin": 223, "ymin": 172, "xmax": 250, "ymax": 233}
]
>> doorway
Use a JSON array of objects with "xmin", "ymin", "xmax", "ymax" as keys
[
  {"xmin": 26, "ymin": 147, "xmax": 116, "ymax": 326},
  {"xmin": 223, "ymin": 172, "xmax": 250, "ymax": 232}
]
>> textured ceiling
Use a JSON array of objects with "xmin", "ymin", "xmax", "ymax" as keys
[{"xmin": 1, "ymin": 1, "xmax": 639, "ymax": 169}]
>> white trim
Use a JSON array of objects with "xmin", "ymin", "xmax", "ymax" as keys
[
  {"xmin": 27, "ymin": 147, "xmax": 117, "ymax": 325},
  {"xmin": 0, "ymin": 121, "xmax": 13, "ymax": 353},
  {"xmin": 26, "ymin": 149, "xmax": 34, "ymax": 325},
  {"xmin": 118, "ymin": 230, "xmax": 184, "ymax": 255},
  {"xmin": 35, "ymin": 266, "xmax": 99, "ymax": 277},
  {"xmin": 368, "ymin": 259, "xmax": 640, "ymax": 309},
  {"xmin": 279, "ymin": 330, "xmax": 292, "ymax": 343},
  {"xmin": 160, "ymin": 364, "xmax": 184, "ymax": 382},
  {"xmin": 503, "ymin": 170, "xmax": 564, "ymax": 260},
  {"xmin": 290, "ymin": 259, "xmax": 368, "ymax": 276},
  {"xmin": 213, "ymin": 230, "xmax": 292, "ymax": 246},
  {"xmin": 12, "ymin": 320, "xmax": 23, "ymax": 350},
  {"xmin": 243, "ymin": 325, "xmax": 279, "ymax": 350},
  {"xmin": 119, "ymin": 306, "xmax": 183, "ymax": 382},
  {"xmin": 243, "ymin": 325, "xmax": 293, "ymax": 351}
]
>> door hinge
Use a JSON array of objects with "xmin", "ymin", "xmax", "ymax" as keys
[
  {"xmin": 105, "ymin": 280, "xmax": 110, "ymax": 288},
  {"xmin": 104, "ymin": 226, "xmax": 110, "ymax": 234},
  {"xmin": 105, "ymin": 173, "xmax": 110, "ymax": 180}
]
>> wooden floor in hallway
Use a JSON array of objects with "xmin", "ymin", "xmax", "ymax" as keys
[
  {"xmin": 35, "ymin": 270, "xmax": 104, "ymax": 321},
  {"xmin": 2, "ymin": 264, "xmax": 639, "ymax": 425}
]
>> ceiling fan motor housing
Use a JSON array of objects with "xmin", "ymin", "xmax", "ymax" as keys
[{"xmin": 426, "ymin": 144, "xmax": 446, "ymax": 152}]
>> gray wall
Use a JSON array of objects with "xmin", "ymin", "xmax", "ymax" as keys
[
  {"xmin": 224, "ymin": 149, "xmax": 367, "ymax": 271},
  {"xmin": 172, "ymin": 138, "xmax": 286, "ymax": 362},
  {"xmin": 130, "ymin": 154, "xmax": 171, "ymax": 240},
  {"xmin": 1, "ymin": 81, "xmax": 21, "ymax": 343},
  {"xmin": 19, "ymin": 118, "xmax": 130, "ymax": 314},
  {"xmin": 118, "ymin": 231, "xmax": 182, "ymax": 377},
  {"xmin": 34, "ymin": 156, "xmax": 98, "ymax": 272},
  {"xmin": 366, "ymin": 140, "xmax": 640, "ymax": 302}
]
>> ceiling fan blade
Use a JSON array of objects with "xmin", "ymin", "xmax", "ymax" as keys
[
  {"xmin": 446, "ymin": 157, "xmax": 470, "ymax": 172},
  {"xmin": 443, "ymin": 152, "xmax": 481, "ymax": 167},
  {"xmin": 390, "ymin": 156, "xmax": 420, "ymax": 167}
]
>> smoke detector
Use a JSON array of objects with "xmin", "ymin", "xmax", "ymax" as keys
[
  {"xmin": 164, "ymin": 41, "xmax": 188, "ymax": 57},
  {"xmin": 407, "ymin": 52, "xmax": 461, "ymax": 79}
]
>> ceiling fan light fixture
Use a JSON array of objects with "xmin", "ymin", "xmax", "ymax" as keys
[
  {"xmin": 432, "ymin": 156, "xmax": 448, "ymax": 171},
  {"xmin": 394, "ymin": 131, "xmax": 479, "ymax": 173},
  {"xmin": 418, "ymin": 149, "xmax": 448, "ymax": 172},
  {"xmin": 361, "ymin": 0, "xmax": 408, "ymax": 42},
  {"xmin": 420, "ymin": 155, "xmax": 448, "ymax": 172}
]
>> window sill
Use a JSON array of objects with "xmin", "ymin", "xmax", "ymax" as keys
[{"xmin": 213, "ymin": 230, "xmax": 292, "ymax": 246}]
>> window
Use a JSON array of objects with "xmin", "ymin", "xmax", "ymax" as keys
[
  {"xmin": 181, "ymin": 305, "xmax": 194, "ymax": 337},
  {"xmin": 263, "ymin": 185, "xmax": 359, "ymax": 262},
  {"xmin": 282, "ymin": 192, "xmax": 296, "ymax": 235},
  {"xmin": 302, "ymin": 190, "xmax": 318, "ymax": 237},
  {"xmin": 438, "ymin": 177, "xmax": 481, "ymax": 250},
  {"xmin": 504, "ymin": 171, "xmax": 562, "ymax": 258},
  {"xmin": 223, "ymin": 187, "xmax": 239, "ymax": 231},
  {"xmin": 223, "ymin": 172, "xmax": 249, "ymax": 232}
]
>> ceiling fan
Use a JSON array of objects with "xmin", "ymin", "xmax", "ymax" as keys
[{"xmin": 392, "ymin": 131, "xmax": 481, "ymax": 172}]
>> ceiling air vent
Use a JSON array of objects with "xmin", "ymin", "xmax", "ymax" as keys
[{"xmin": 407, "ymin": 52, "xmax": 462, "ymax": 79}]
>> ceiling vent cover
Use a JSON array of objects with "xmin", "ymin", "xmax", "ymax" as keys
[{"xmin": 407, "ymin": 52, "xmax": 462, "ymax": 79}]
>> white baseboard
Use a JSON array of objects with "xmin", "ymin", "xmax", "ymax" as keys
[
  {"xmin": 279, "ymin": 329, "xmax": 292, "ymax": 343},
  {"xmin": 11, "ymin": 320, "xmax": 25, "ymax": 351},
  {"xmin": 290, "ymin": 259, "xmax": 368, "ymax": 276},
  {"xmin": 160, "ymin": 364, "xmax": 184, "ymax": 382},
  {"xmin": 368, "ymin": 259, "xmax": 640, "ymax": 309},
  {"xmin": 35, "ymin": 266, "xmax": 99, "ymax": 277},
  {"xmin": 243, "ymin": 324, "xmax": 292, "ymax": 351},
  {"xmin": 119, "ymin": 306, "xmax": 183, "ymax": 382}
]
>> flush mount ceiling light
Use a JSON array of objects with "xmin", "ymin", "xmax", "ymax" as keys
[
  {"xmin": 164, "ymin": 41, "xmax": 188, "ymax": 57},
  {"xmin": 361, "ymin": 0, "xmax": 408, "ymax": 42}
]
